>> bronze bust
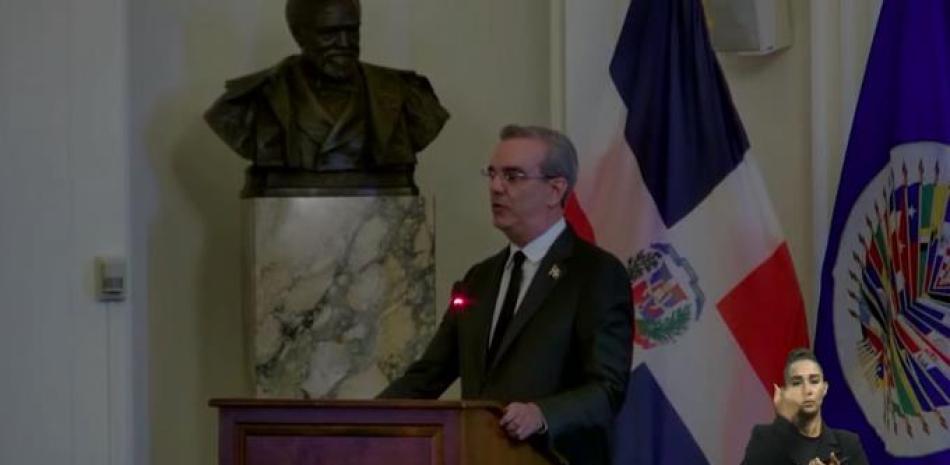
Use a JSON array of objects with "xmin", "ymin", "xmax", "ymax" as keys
[{"xmin": 205, "ymin": 0, "xmax": 449, "ymax": 196}]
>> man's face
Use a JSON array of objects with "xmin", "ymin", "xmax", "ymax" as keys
[
  {"xmin": 785, "ymin": 359, "xmax": 828, "ymax": 417},
  {"xmin": 487, "ymin": 138, "xmax": 566, "ymax": 245},
  {"xmin": 290, "ymin": 0, "xmax": 360, "ymax": 81}
]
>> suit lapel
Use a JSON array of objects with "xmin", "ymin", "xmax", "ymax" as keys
[
  {"xmin": 262, "ymin": 64, "xmax": 298, "ymax": 165},
  {"xmin": 466, "ymin": 248, "xmax": 508, "ymax": 382},
  {"xmin": 319, "ymin": 92, "xmax": 360, "ymax": 154},
  {"xmin": 268, "ymin": 59, "xmax": 333, "ymax": 168},
  {"xmin": 488, "ymin": 229, "xmax": 575, "ymax": 372},
  {"xmin": 362, "ymin": 64, "xmax": 404, "ymax": 155}
]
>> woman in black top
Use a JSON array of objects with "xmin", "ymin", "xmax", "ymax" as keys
[{"xmin": 741, "ymin": 348, "xmax": 869, "ymax": 465}]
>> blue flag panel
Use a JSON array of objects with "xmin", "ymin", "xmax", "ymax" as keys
[
  {"xmin": 612, "ymin": 365, "xmax": 710, "ymax": 465},
  {"xmin": 610, "ymin": 0, "xmax": 749, "ymax": 227}
]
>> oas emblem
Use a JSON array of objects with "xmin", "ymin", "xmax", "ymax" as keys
[{"xmin": 833, "ymin": 142, "xmax": 950, "ymax": 456}]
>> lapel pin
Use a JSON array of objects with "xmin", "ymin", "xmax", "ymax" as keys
[{"xmin": 549, "ymin": 265, "xmax": 562, "ymax": 280}]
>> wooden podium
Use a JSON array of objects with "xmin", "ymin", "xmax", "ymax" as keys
[{"xmin": 210, "ymin": 399, "xmax": 558, "ymax": 465}]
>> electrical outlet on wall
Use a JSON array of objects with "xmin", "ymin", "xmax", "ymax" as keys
[{"xmin": 95, "ymin": 256, "xmax": 126, "ymax": 302}]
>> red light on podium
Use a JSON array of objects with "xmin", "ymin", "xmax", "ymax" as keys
[{"xmin": 449, "ymin": 293, "xmax": 471, "ymax": 314}]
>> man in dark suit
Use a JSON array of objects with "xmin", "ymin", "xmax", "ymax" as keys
[
  {"xmin": 380, "ymin": 125, "xmax": 633, "ymax": 465},
  {"xmin": 741, "ymin": 348, "xmax": 869, "ymax": 465}
]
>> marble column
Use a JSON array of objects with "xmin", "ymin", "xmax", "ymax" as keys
[{"xmin": 244, "ymin": 196, "xmax": 436, "ymax": 398}]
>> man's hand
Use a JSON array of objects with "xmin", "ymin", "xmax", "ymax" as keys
[
  {"xmin": 773, "ymin": 383, "xmax": 802, "ymax": 422},
  {"xmin": 500, "ymin": 402, "xmax": 546, "ymax": 440}
]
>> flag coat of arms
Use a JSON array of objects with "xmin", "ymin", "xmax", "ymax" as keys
[
  {"xmin": 815, "ymin": 1, "xmax": 950, "ymax": 463},
  {"xmin": 563, "ymin": 0, "xmax": 808, "ymax": 463}
]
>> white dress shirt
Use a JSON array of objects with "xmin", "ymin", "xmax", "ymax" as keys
[{"xmin": 488, "ymin": 218, "xmax": 566, "ymax": 345}]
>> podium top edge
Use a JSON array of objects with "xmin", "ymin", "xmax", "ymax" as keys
[{"xmin": 208, "ymin": 398, "xmax": 504, "ymax": 411}]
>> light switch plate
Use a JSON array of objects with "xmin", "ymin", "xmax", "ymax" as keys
[{"xmin": 96, "ymin": 256, "xmax": 126, "ymax": 302}]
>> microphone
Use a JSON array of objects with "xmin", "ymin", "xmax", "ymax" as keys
[{"xmin": 448, "ymin": 281, "xmax": 473, "ymax": 314}]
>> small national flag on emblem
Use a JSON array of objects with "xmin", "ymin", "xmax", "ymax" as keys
[
  {"xmin": 816, "ymin": 1, "xmax": 950, "ymax": 463},
  {"xmin": 563, "ymin": 0, "xmax": 808, "ymax": 463}
]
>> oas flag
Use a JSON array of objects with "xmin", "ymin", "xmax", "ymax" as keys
[{"xmin": 816, "ymin": 1, "xmax": 950, "ymax": 464}]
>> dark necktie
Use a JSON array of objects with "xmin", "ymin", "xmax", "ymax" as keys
[{"xmin": 488, "ymin": 250, "xmax": 526, "ymax": 364}]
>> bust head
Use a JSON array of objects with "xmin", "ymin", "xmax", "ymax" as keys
[
  {"xmin": 285, "ymin": 0, "xmax": 361, "ymax": 81},
  {"xmin": 206, "ymin": 0, "xmax": 449, "ymax": 196}
]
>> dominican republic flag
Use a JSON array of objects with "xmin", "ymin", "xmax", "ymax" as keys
[
  {"xmin": 563, "ymin": 0, "xmax": 808, "ymax": 463},
  {"xmin": 815, "ymin": 1, "xmax": 950, "ymax": 463}
]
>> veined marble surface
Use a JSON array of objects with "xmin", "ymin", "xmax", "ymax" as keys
[{"xmin": 245, "ymin": 196, "xmax": 435, "ymax": 398}]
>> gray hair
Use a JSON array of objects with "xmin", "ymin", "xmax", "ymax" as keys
[{"xmin": 499, "ymin": 124, "xmax": 578, "ymax": 193}]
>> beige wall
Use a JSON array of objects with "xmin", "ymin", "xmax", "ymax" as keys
[
  {"xmin": 719, "ymin": 0, "xmax": 815, "ymax": 318},
  {"xmin": 1, "ymin": 0, "xmax": 134, "ymax": 463},
  {"xmin": 134, "ymin": 1, "xmax": 853, "ymax": 464},
  {"xmin": 408, "ymin": 0, "xmax": 553, "ymax": 312},
  {"xmin": 719, "ymin": 0, "xmax": 879, "ymax": 335},
  {"xmin": 132, "ymin": 1, "xmax": 551, "ymax": 465},
  {"xmin": 0, "ymin": 0, "xmax": 874, "ymax": 463}
]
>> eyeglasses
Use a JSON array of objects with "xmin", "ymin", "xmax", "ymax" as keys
[{"xmin": 480, "ymin": 167, "xmax": 556, "ymax": 184}]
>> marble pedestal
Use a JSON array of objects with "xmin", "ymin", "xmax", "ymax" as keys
[{"xmin": 244, "ymin": 196, "xmax": 435, "ymax": 398}]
